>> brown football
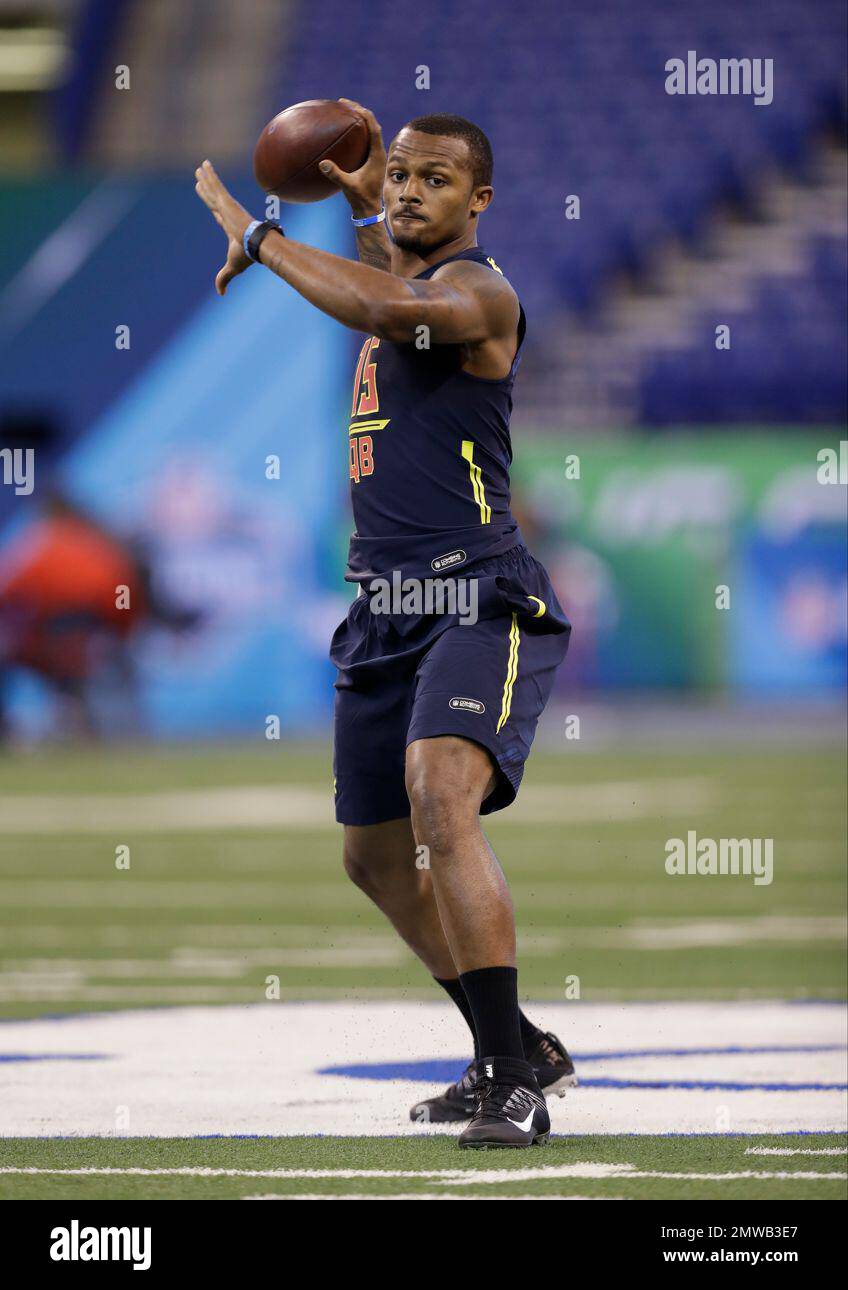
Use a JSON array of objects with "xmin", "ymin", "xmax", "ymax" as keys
[{"xmin": 253, "ymin": 99, "xmax": 369, "ymax": 203}]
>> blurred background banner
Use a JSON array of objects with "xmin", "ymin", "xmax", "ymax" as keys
[
  {"xmin": 514, "ymin": 433, "xmax": 847, "ymax": 695},
  {"xmin": 0, "ymin": 0, "xmax": 845, "ymax": 738},
  {"xmin": 1, "ymin": 185, "xmax": 352, "ymax": 737}
]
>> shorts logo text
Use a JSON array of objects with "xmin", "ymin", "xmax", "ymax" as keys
[
  {"xmin": 449, "ymin": 697, "xmax": 485, "ymax": 714},
  {"xmin": 431, "ymin": 550, "xmax": 467, "ymax": 571}
]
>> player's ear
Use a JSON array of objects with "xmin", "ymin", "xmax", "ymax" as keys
[{"xmin": 470, "ymin": 185, "xmax": 493, "ymax": 217}]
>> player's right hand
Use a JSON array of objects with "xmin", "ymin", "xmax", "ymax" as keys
[{"xmin": 318, "ymin": 100, "xmax": 387, "ymax": 219}]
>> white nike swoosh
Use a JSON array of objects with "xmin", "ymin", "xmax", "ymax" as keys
[{"xmin": 507, "ymin": 1108, "xmax": 535, "ymax": 1132}]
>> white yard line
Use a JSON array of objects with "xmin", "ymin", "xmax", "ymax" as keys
[
  {"xmin": 0, "ymin": 882, "xmax": 354, "ymax": 908},
  {"xmin": 0, "ymin": 924, "xmax": 401, "ymax": 948},
  {"xmin": 0, "ymin": 778, "xmax": 714, "ymax": 832},
  {"xmin": 244, "ymin": 1193, "xmax": 618, "ymax": 1200},
  {"xmin": 0, "ymin": 945, "xmax": 409, "ymax": 977},
  {"xmin": 1, "ymin": 922, "xmax": 842, "ymax": 979},
  {"xmin": 744, "ymin": 1147, "xmax": 846, "ymax": 1157},
  {"xmin": 616, "ymin": 916, "xmax": 847, "ymax": 950},
  {"xmin": 0, "ymin": 1165, "xmax": 844, "ymax": 1183}
]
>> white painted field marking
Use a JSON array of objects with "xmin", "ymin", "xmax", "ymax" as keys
[
  {"xmin": 2, "ymin": 924, "xmax": 403, "ymax": 949},
  {"xmin": 617, "ymin": 917, "xmax": 847, "ymax": 950},
  {"xmin": 0, "ymin": 777, "xmax": 713, "ymax": 833},
  {"xmin": 2, "ymin": 1001, "xmax": 844, "ymax": 1136},
  {"xmin": 0, "ymin": 878, "xmax": 700, "ymax": 911},
  {"xmin": 0, "ymin": 943, "xmax": 409, "ymax": 977},
  {"xmin": 0, "ymin": 983, "xmax": 426, "ymax": 1003},
  {"xmin": 2, "ymin": 924, "xmax": 841, "ymax": 1005},
  {"xmin": 0, "ymin": 984, "xmax": 267, "ymax": 1003},
  {"xmin": 0, "ymin": 881, "xmax": 347, "ymax": 908},
  {"xmin": 244, "ymin": 1193, "xmax": 616, "ymax": 1201},
  {"xmin": 744, "ymin": 1147, "xmax": 846, "ymax": 1157},
  {"xmin": 1, "ymin": 1165, "xmax": 844, "ymax": 1183},
  {"xmin": 0, "ymin": 1166, "xmax": 618, "ymax": 1180}
]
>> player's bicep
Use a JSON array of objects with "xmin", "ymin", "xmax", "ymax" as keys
[
  {"xmin": 373, "ymin": 263, "xmax": 515, "ymax": 345},
  {"xmin": 423, "ymin": 263, "xmax": 516, "ymax": 344}
]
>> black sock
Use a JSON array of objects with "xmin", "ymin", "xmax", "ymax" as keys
[
  {"xmin": 458, "ymin": 965, "xmax": 524, "ymax": 1061},
  {"xmin": 518, "ymin": 1010, "xmax": 545, "ymax": 1056},
  {"xmin": 436, "ymin": 977, "xmax": 543, "ymax": 1063},
  {"xmin": 434, "ymin": 976, "xmax": 480, "ymax": 1060}
]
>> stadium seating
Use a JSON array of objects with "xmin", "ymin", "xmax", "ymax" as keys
[
  {"xmin": 10, "ymin": 0, "xmax": 847, "ymax": 435},
  {"xmin": 276, "ymin": 0, "xmax": 846, "ymax": 318},
  {"xmin": 640, "ymin": 230, "xmax": 848, "ymax": 424},
  {"xmin": 261, "ymin": 0, "xmax": 847, "ymax": 423}
]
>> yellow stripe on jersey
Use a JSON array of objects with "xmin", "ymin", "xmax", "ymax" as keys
[
  {"xmin": 496, "ymin": 613, "xmax": 520, "ymax": 734},
  {"xmin": 349, "ymin": 419, "xmax": 390, "ymax": 436},
  {"xmin": 461, "ymin": 439, "xmax": 491, "ymax": 524}
]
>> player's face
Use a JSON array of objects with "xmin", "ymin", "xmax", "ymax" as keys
[{"xmin": 384, "ymin": 130, "xmax": 491, "ymax": 252}]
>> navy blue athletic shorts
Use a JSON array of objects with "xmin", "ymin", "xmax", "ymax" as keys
[{"xmin": 330, "ymin": 543, "xmax": 570, "ymax": 826}]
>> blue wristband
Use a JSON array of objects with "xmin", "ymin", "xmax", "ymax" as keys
[
  {"xmin": 243, "ymin": 218, "xmax": 284, "ymax": 262},
  {"xmin": 243, "ymin": 219, "xmax": 261, "ymax": 260},
  {"xmin": 351, "ymin": 208, "xmax": 386, "ymax": 228}
]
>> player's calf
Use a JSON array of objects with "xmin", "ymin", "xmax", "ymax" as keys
[{"xmin": 341, "ymin": 819, "xmax": 456, "ymax": 978}]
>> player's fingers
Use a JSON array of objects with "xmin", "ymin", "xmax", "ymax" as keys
[
  {"xmin": 317, "ymin": 158, "xmax": 346, "ymax": 187},
  {"xmin": 339, "ymin": 99, "xmax": 384, "ymax": 146},
  {"xmin": 215, "ymin": 264, "xmax": 230, "ymax": 296},
  {"xmin": 364, "ymin": 113, "xmax": 385, "ymax": 148},
  {"xmin": 200, "ymin": 160, "xmax": 224, "ymax": 195}
]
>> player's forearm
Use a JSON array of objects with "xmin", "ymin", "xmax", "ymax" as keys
[{"xmin": 258, "ymin": 231, "xmax": 440, "ymax": 338}]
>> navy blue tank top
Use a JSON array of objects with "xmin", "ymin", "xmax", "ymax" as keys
[{"xmin": 345, "ymin": 246, "xmax": 526, "ymax": 584}]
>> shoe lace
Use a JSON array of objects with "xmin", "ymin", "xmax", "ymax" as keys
[{"xmin": 471, "ymin": 1074, "xmax": 537, "ymax": 1122}]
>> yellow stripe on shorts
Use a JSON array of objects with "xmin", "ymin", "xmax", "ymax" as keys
[
  {"xmin": 461, "ymin": 439, "xmax": 491, "ymax": 524},
  {"xmin": 496, "ymin": 613, "xmax": 520, "ymax": 734}
]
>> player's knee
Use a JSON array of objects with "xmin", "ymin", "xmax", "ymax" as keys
[
  {"xmin": 405, "ymin": 762, "xmax": 477, "ymax": 854},
  {"xmin": 342, "ymin": 844, "xmax": 381, "ymax": 896},
  {"xmin": 342, "ymin": 840, "xmax": 419, "ymax": 900},
  {"xmin": 342, "ymin": 846, "xmax": 364, "ymax": 889}
]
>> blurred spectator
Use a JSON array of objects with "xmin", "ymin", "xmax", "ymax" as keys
[{"xmin": 0, "ymin": 492, "xmax": 197, "ymax": 740}]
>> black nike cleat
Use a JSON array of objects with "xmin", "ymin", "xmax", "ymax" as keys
[
  {"xmin": 409, "ymin": 1032, "xmax": 577, "ymax": 1123},
  {"xmin": 526, "ymin": 1030, "xmax": 579, "ymax": 1097},
  {"xmin": 458, "ymin": 1057, "xmax": 551, "ymax": 1149},
  {"xmin": 410, "ymin": 1061, "xmax": 477, "ymax": 1123}
]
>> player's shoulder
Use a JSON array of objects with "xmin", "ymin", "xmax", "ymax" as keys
[
  {"xmin": 431, "ymin": 253, "xmax": 513, "ymax": 288},
  {"xmin": 431, "ymin": 254, "xmax": 519, "ymax": 314}
]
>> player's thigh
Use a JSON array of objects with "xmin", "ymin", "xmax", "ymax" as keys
[{"xmin": 406, "ymin": 614, "xmax": 566, "ymax": 813}]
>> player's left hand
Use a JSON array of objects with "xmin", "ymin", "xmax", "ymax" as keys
[{"xmin": 194, "ymin": 159, "xmax": 253, "ymax": 296}]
